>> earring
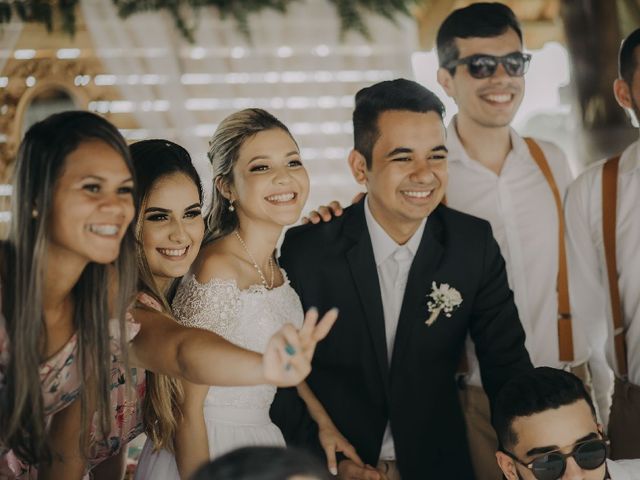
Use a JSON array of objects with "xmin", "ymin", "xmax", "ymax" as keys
[
  {"xmin": 228, "ymin": 200, "xmax": 235, "ymax": 212},
  {"xmin": 31, "ymin": 208, "xmax": 38, "ymax": 218}
]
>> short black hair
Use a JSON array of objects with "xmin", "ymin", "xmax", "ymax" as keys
[
  {"xmin": 492, "ymin": 367, "xmax": 597, "ymax": 451},
  {"xmin": 353, "ymin": 78, "xmax": 445, "ymax": 168},
  {"xmin": 436, "ymin": 2, "xmax": 523, "ymax": 73},
  {"xmin": 191, "ymin": 446, "xmax": 331, "ymax": 480},
  {"xmin": 619, "ymin": 28, "xmax": 640, "ymax": 85}
]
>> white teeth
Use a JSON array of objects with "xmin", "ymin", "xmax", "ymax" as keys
[
  {"xmin": 403, "ymin": 191, "xmax": 432, "ymax": 198},
  {"xmin": 266, "ymin": 193, "xmax": 295, "ymax": 202},
  {"xmin": 87, "ymin": 224, "xmax": 119, "ymax": 236},
  {"xmin": 485, "ymin": 94, "xmax": 512, "ymax": 103},
  {"xmin": 158, "ymin": 247, "xmax": 187, "ymax": 257}
]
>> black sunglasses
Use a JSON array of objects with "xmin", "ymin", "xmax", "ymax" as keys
[
  {"xmin": 502, "ymin": 438, "xmax": 609, "ymax": 480},
  {"xmin": 445, "ymin": 52, "xmax": 532, "ymax": 79}
]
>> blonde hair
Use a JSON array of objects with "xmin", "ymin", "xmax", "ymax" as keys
[{"xmin": 204, "ymin": 108, "xmax": 295, "ymax": 244}]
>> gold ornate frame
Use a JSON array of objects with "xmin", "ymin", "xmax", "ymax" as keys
[{"xmin": 0, "ymin": 58, "xmax": 101, "ymax": 183}]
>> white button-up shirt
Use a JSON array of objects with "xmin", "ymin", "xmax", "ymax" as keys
[
  {"xmin": 607, "ymin": 459, "xmax": 640, "ymax": 479},
  {"xmin": 445, "ymin": 118, "xmax": 594, "ymax": 387},
  {"xmin": 565, "ymin": 140, "xmax": 640, "ymax": 388},
  {"xmin": 364, "ymin": 198, "xmax": 427, "ymax": 461}
]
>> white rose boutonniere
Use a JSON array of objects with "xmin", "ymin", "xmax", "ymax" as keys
[{"xmin": 425, "ymin": 281, "xmax": 463, "ymax": 326}]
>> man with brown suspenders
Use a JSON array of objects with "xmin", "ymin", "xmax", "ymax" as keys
[
  {"xmin": 565, "ymin": 27, "xmax": 640, "ymax": 460},
  {"xmin": 435, "ymin": 3, "xmax": 612, "ymax": 478}
]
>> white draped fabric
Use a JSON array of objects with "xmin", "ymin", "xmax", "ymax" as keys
[{"xmin": 81, "ymin": 0, "xmax": 418, "ymax": 209}]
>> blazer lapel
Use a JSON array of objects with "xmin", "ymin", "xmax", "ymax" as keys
[
  {"xmin": 390, "ymin": 207, "xmax": 445, "ymax": 375},
  {"xmin": 344, "ymin": 202, "xmax": 390, "ymax": 396}
]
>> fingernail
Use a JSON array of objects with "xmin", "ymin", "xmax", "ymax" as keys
[
  {"xmin": 309, "ymin": 306, "xmax": 318, "ymax": 314},
  {"xmin": 285, "ymin": 343, "xmax": 296, "ymax": 356},
  {"xmin": 330, "ymin": 466, "xmax": 337, "ymax": 475}
]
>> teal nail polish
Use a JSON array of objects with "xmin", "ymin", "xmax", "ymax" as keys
[{"xmin": 285, "ymin": 343, "xmax": 296, "ymax": 356}]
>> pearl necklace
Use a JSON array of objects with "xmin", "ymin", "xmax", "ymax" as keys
[{"xmin": 234, "ymin": 230, "xmax": 275, "ymax": 290}]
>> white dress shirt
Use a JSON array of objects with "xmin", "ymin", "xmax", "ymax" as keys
[
  {"xmin": 565, "ymin": 140, "xmax": 640, "ymax": 388},
  {"xmin": 364, "ymin": 198, "xmax": 427, "ymax": 461},
  {"xmin": 607, "ymin": 458, "xmax": 640, "ymax": 480},
  {"xmin": 445, "ymin": 118, "xmax": 595, "ymax": 387}
]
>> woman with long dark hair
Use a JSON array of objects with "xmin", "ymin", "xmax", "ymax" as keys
[{"xmin": 0, "ymin": 112, "xmax": 336, "ymax": 479}]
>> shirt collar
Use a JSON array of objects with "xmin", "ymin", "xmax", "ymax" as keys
[
  {"xmin": 446, "ymin": 115, "xmax": 524, "ymax": 165},
  {"xmin": 364, "ymin": 197, "xmax": 427, "ymax": 267},
  {"xmin": 620, "ymin": 139, "xmax": 640, "ymax": 175}
]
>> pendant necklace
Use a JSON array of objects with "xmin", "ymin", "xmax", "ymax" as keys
[{"xmin": 234, "ymin": 230, "xmax": 275, "ymax": 290}]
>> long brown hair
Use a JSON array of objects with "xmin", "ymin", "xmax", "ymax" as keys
[
  {"xmin": 129, "ymin": 139, "xmax": 203, "ymax": 452},
  {"xmin": 0, "ymin": 111, "xmax": 138, "ymax": 464}
]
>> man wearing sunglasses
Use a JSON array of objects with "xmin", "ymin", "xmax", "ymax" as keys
[
  {"xmin": 436, "ymin": 4, "xmax": 611, "ymax": 479},
  {"xmin": 493, "ymin": 367, "xmax": 639, "ymax": 480}
]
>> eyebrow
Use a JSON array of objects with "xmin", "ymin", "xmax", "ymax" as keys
[
  {"xmin": 144, "ymin": 207, "xmax": 170, "ymax": 214},
  {"xmin": 145, "ymin": 203, "xmax": 201, "ymax": 214},
  {"xmin": 81, "ymin": 175, "xmax": 134, "ymax": 183},
  {"xmin": 248, "ymin": 151, "xmax": 299, "ymax": 164},
  {"xmin": 385, "ymin": 145, "xmax": 449, "ymax": 158},
  {"xmin": 525, "ymin": 432, "xmax": 599, "ymax": 457}
]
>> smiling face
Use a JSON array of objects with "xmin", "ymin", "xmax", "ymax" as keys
[
  {"xmin": 49, "ymin": 139, "xmax": 135, "ymax": 266},
  {"xmin": 350, "ymin": 109, "xmax": 447, "ymax": 242},
  {"xmin": 496, "ymin": 400, "xmax": 607, "ymax": 480},
  {"xmin": 141, "ymin": 172, "xmax": 204, "ymax": 287},
  {"xmin": 226, "ymin": 128, "xmax": 309, "ymax": 229},
  {"xmin": 438, "ymin": 28, "xmax": 525, "ymax": 128}
]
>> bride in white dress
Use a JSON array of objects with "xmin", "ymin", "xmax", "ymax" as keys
[{"xmin": 135, "ymin": 109, "xmax": 361, "ymax": 480}]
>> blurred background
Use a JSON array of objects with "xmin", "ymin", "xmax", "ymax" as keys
[{"xmin": 1, "ymin": 0, "xmax": 638, "ymax": 235}]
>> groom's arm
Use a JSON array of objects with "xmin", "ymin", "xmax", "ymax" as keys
[{"xmin": 469, "ymin": 222, "xmax": 533, "ymax": 404}]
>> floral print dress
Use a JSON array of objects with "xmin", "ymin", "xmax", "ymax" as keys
[{"xmin": 0, "ymin": 290, "xmax": 153, "ymax": 478}]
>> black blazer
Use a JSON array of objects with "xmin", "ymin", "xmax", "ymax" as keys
[{"xmin": 271, "ymin": 201, "xmax": 532, "ymax": 479}]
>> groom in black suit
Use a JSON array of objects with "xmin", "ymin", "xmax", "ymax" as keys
[{"xmin": 271, "ymin": 79, "xmax": 532, "ymax": 479}]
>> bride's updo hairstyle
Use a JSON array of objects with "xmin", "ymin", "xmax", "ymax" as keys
[{"xmin": 204, "ymin": 108, "xmax": 295, "ymax": 244}]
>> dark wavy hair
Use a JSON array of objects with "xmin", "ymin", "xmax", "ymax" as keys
[
  {"xmin": 492, "ymin": 367, "xmax": 597, "ymax": 450},
  {"xmin": 192, "ymin": 446, "xmax": 331, "ymax": 480},
  {"xmin": 0, "ymin": 111, "xmax": 138, "ymax": 464}
]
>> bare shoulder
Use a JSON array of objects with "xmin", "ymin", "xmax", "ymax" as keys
[{"xmin": 191, "ymin": 238, "xmax": 240, "ymax": 284}]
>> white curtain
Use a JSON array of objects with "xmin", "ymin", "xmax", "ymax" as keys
[{"xmin": 82, "ymin": 0, "xmax": 419, "ymax": 208}]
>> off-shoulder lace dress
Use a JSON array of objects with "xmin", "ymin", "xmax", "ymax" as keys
[{"xmin": 134, "ymin": 272, "xmax": 304, "ymax": 480}]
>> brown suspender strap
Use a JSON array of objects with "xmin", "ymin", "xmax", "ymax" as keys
[
  {"xmin": 602, "ymin": 155, "xmax": 628, "ymax": 378},
  {"xmin": 524, "ymin": 138, "xmax": 574, "ymax": 362}
]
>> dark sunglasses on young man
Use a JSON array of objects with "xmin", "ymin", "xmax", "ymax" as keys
[
  {"xmin": 445, "ymin": 52, "xmax": 532, "ymax": 79},
  {"xmin": 502, "ymin": 438, "xmax": 609, "ymax": 480}
]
